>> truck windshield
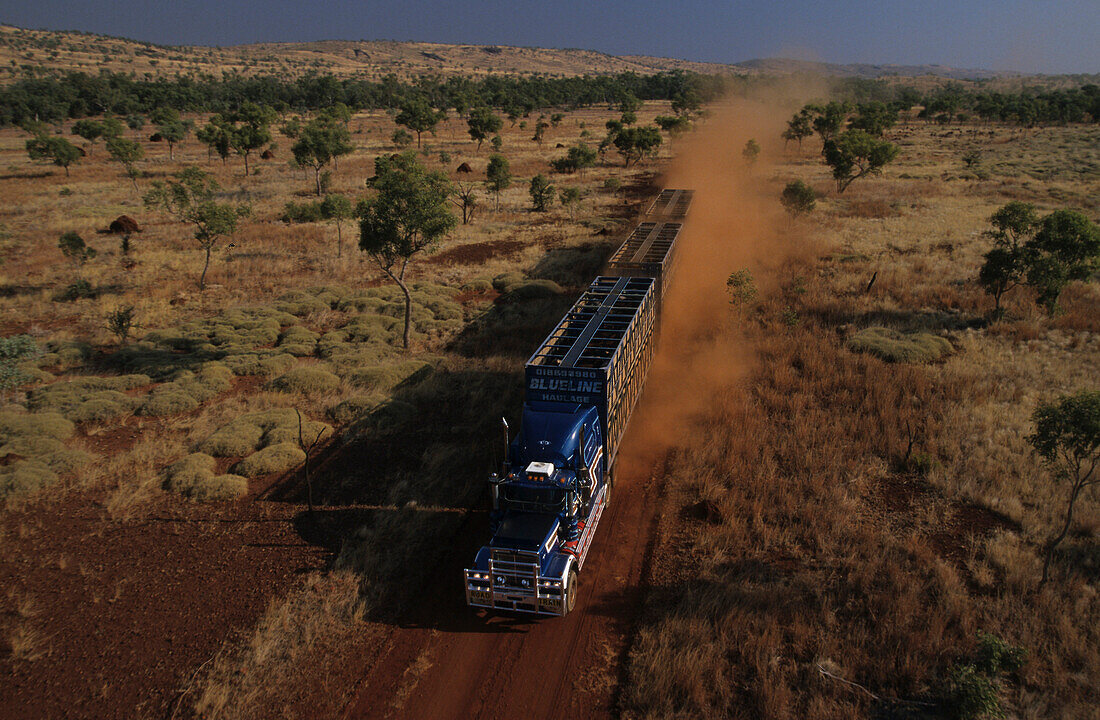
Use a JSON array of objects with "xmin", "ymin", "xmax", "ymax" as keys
[{"xmin": 501, "ymin": 484, "xmax": 566, "ymax": 514}]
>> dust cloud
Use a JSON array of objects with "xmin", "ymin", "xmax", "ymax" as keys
[{"xmin": 615, "ymin": 96, "xmax": 808, "ymax": 479}]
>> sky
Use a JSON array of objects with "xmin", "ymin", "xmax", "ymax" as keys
[{"xmin": 1, "ymin": 0, "xmax": 1098, "ymax": 75}]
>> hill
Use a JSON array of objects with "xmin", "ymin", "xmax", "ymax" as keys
[{"xmin": 0, "ymin": 23, "xmax": 1049, "ymax": 86}]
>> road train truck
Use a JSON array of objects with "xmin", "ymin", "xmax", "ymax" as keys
[{"xmin": 463, "ymin": 190, "xmax": 692, "ymax": 616}]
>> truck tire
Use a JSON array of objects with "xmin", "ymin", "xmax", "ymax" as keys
[{"xmin": 564, "ymin": 567, "xmax": 578, "ymax": 615}]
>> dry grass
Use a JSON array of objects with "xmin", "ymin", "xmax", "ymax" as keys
[
  {"xmin": 623, "ymin": 116, "xmax": 1099, "ymax": 720},
  {"xmin": 194, "ymin": 571, "xmax": 364, "ymax": 720},
  {"xmin": 3, "ymin": 84, "xmax": 1096, "ymax": 719}
]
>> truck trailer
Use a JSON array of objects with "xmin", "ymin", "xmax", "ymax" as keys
[{"xmin": 463, "ymin": 190, "xmax": 691, "ymax": 616}]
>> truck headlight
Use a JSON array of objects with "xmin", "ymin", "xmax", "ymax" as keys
[
  {"xmin": 495, "ymin": 575, "xmax": 506, "ymax": 585},
  {"xmin": 520, "ymin": 578, "xmax": 530, "ymax": 588}
]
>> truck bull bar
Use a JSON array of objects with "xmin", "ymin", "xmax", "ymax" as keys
[{"xmin": 465, "ymin": 548, "xmax": 568, "ymax": 616}]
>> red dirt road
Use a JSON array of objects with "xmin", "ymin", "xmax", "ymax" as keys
[{"xmin": 343, "ymin": 466, "xmax": 665, "ymax": 720}]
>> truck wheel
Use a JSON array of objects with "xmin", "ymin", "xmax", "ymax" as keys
[{"xmin": 564, "ymin": 567, "xmax": 578, "ymax": 615}]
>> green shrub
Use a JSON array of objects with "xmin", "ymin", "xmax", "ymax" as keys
[
  {"xmin": 348, "ymin": 360, "xmax": 433, "ymax": 392},
  {"xmin": 847, "ymin": 326, "xmax": 954, "ymax": 363},
  {"xmin": 277, "ymin": 326, "xmax": 319, "ymax": 357},
  {"xmin": 27, "ymin": 375, "xmax": 150, "ymax": 420},
  {"xmin": 198, "ymin": 408, "xmax": 329, "ymax": 457},
  {"xmin": 57, "ymin": 279, "xmax": 97, "ymax": 301},
  {"xmin": 974, "ymin": 632, "xmax": 1026, "ymax": 676},
  {"xmin": 327, "ymin": 395, "xmax": 382, "ymax": 425},
  {"xmin": 0, "ymin": 411, "xmax": 74, "ymax": 441},
  {"xmin": 503, "ymin": 279, "xmax": 563, "ymax": 301},
  {"xmin": 266, "ymin": 366, "xmax": 341, "ymax": 396},
  {"xmin": 222, "ymin": 352, "xmax": 296, "ymax": 377},
  {"xmin": 461, "ymin": 278, "xmax": 493, "ymax": 292},
  {"xmin": 281, "ymin": 200, "xmax": 325, "ymax": 223},
  {"xmin": 1, "ymin": 435, "xmax": 90, "ymax": 473},
  {"xmin": 944, "ymin": 663, "xmax": 1002, "ymax": 720},
  {"xmin": 0, "ymin": 459, "xmax": 59, "ymax": 500},
  {"xmin": 492, "ymin": 272, "xmax": 526, "ymax": 293},
  {"xmin": 198, "ymin": 419, "xmax": 265, "ymax": 457},
  {"xmin": 276, "ymin": 291, "xmax": 330, "ymax": 317},
  {"xmin": 17, "ymin": 364, "xmax": 55, "ymax": 386},
  {"xmin": 163, "ymin": 452, "xmax": 248, "ymax": 501},
  {"xmin": 233, "ymin": 442, "xmax": 305, "ymax": 477},
  {"xmin": 66, "ymin": 392, "xmax": 139, "ymax": 422},
  {"xmin": 46, "ymin": 340, "xmax": 92, "ymax": 369},
  {"xmin": 139, "ymin": 389, "xmax": 200, "ymax": 416},
  {"xmin": 262, "ymin": 419, "xmax": 331, "ymax": 446}
]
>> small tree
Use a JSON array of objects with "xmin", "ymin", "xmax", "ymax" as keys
[
  {"xmin": 26, "ymin": 135, "xmax": 81, "ymax": 176},
  {"xmin": 152, "ymin": 107, "xmax": 191, "ymax": 161},
  {"xmin": 671, "ymin": 90, "xmax": 701, "ymax": 117},
  {"xmin": 395, "ymin": 97, "xmax": 445, "ymax": 148},
  {"xmin": 227, "ymin": 102, "xmax": 276, "ymax": 175},
  {"xmin": 292, "ymin": 117, "xmax": 354, "ymax": 195},
  {"xmin": 613, "ymin": 126, "xmax": 662, "ymax": 167},
  {"xmin": 101, "ymin": 117, "xmax": 124, "ymax": 140},
  {"xmin": 822, "ymin": 130, "xmax": 899, "ymax": 193},
  {"xmin": 742, "ymin": 139, "xmax": 761, "ymax": 165},
  {"xmin": 358, "ymin": 153, "xmax": 456, "ymax": 349},
  {"xmin": 655, "ymin": 114, "xmax": 691, "ymax": 136},
  {"xmin": 58, "ymin": 231, "xmax": 96, "ymax": 270},
  {"xmin": 532, "ymin": 119, "xmax": 549, "ymax": 148},
  {"xmin": 1024, "ymin": 209, "xmax": 1100, "ymax": 314},
  {"xmin": 391, "ymin": 129, "xmax": 413, "ymax": 148},
  {"xmin": 106, "ymin": 305, "xmax": 136, "ymax": 345},
  {"xmin": 849, "ymin": 101, "xmax": 898, "ymax": 136},
  {"xmin": 780, "ymin": 180, "xmax": 816, "ymax": 217},
  {"xmin": 978, "ymin": 203, "xmax": 1037, "ymax": 317},
  {"xmin": 486, "ymin": 154, "xmax": 511, "ymax": 210},
  {"xmin": 143, "ymin": 167, "xmax": 250, "ymax": 290},
  {"xmin": 0, "ymin": 334, "xmax": 37, "ymax": 400},
  {"xmin": 320, "ymin": 194, "xmax": 354, "ymax": 257},
  {"xmin": 529, "ymin": 174, "xmax": 555, "ymax": 212},
  {"xmin": 197, "ymin": 116, "xmax": 233, "ymax": 163},
  {"xmin": 559, "ymin": 186, "xmax": 582, "ymax": 219},
  {"xmin": 451, "ymin": 182, "xmax": 478, "ymax": 225},
  {"xmin": 490, "ymin": 135, "xmax": 503, "ymax": 152},
  {"xmin": 467, "ymin": 107, "xmax": 502, "ymax": 152},
  {"xmin": 809, "ymin": 101, "xmax": 851, "ymax": 143},
  {"xmin": 1029, "ymin": 391, "xmax": 1100, "ymax": 585},
  {"xmin": 105, "ymin": 136, "xmax": 144, "ymax": 192},
  {"xmin": 296, "ymin": 408, "xmax": 328, "ymax": 516},
  {"xmin": 782, "ymin": 109, "xmax": 813, "ymax": 150},
  {"xmin": 551, "ymin": 144, "xmax": 597, "ymax": 175},
  {"xmin": 71, "ymin": 119, "xmax": 104, "ymax": 155},
  {"xmin": 726, "ymin": 269, "xmax": 758, "ymax": 307}
]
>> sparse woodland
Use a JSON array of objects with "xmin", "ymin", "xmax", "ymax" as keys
[{"xmin": 0, "ymin": 34, "xmax": 1097, "ymax": 720}]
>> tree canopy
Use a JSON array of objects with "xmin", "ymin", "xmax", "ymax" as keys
[
  {"xmin": 822, "ymin": 129, "xmax": 899, "ymax": 192},
  {"xmin": 143, "ymin": 167, "xmax": 250, "ymax": 289},
  {"xmin": 358, "ymin": 152, "xmax": 456, "ymax": 348}
]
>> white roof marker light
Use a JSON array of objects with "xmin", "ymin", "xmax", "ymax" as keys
[{"xmin": 526, "ymin": 461, "xmax": 555, "ymax": 478}]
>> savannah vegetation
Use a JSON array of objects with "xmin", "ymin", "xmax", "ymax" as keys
[{"xmin": 0, "ymin": 38, "xmax": 1097, "ymax": 719}]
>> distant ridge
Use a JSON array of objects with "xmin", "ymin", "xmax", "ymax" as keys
[
  {"xmin": 732, "ymin": 58, "xmax": 1021, "ymax": 81},
  {"xmin": 0, "ymin": 23, "xmax": 1060, "ymax": 86}
]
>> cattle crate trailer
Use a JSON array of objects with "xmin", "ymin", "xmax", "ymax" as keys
[
  {"xmin": 645, "ymin": 188, "xmax": 694, "ymax": 218},
  {"xmin": 464, "ymin": 276, "xmax": 658, "ymax": 615},
  {"xmin": 605, "ymin": 221, "xmax": 683, "ymax": 301}
]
